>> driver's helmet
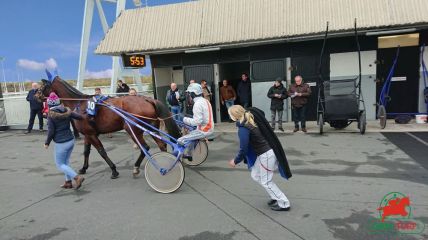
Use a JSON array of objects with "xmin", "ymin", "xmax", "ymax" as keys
[{"xmin": 186, "ymin": 83, "xmax": 203, "ymax": 95}]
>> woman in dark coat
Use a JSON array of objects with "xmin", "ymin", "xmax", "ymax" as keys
[{"xmin": 44, "ymin": 92, "xmax": 85, "ymax": 189}]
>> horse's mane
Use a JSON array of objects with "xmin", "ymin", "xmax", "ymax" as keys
[{"xmin": 56, "ymin": 77, "xmax": 89, "ymax": 98}]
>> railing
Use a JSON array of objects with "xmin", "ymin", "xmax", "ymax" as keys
[{"xmin": 0, "ymin": 87, "xmax": 154, "ymax": 128}]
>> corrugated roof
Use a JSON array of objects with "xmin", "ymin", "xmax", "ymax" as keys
[{"xmin": 95, "ymin": 0, "xmax": 428, "ymax": 55}]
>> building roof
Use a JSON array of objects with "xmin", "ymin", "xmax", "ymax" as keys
[{"xmin": 95, "ymin": 0, "xmax": 428, "ymax": 55}]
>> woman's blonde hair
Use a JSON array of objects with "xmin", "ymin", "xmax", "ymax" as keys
[{"xmin": 228, "ymin": 105, "xmax": 257, "ymax": 127}]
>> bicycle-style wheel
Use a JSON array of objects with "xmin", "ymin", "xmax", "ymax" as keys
[
  {"xmin": 378, "ymin": 105, "xmax": 387, "ymax": 129},
  {"xmin": 359, "ymin": 111, "xmax": 366, "ymax": 135},
  {"xmin": 182, "ymin": 140, "xmax": 208, "ymax": 166},
  {"xmin": 145, "ymin": 152, "xmax": 184, "ymax": 194},
  {"xmin": 318, "ymin": 113, "xmax": 324, "ymax": 135}
]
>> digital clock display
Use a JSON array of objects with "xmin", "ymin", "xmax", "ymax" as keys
[{"xmin": 122, "ymin": 54, "xmax": 146, "ymax": 68}]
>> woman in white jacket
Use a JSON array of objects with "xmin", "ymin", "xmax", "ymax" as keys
[{"xmin": 177, "ymin": 83, "xmax": 214, "ymax": 145}]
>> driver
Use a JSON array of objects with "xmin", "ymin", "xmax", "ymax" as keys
[
  {"xmin": 177, "ymin": 83, "xmax": 214, "ymax": 146},
  {"xmin": 87, "ymin": 88, "xmax": 106, "ymax": 132}
]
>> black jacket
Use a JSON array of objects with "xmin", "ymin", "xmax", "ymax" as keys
[
  {"xmin": 26, "ymin": 89, "xmax": 43, "ymax": 110},
  {"xmin": 45, "ymin": 106, "xmax": 83, "ymax": 145},
  {"xmin": 248, "ymin": 107, "xmax": 292, "ymax": 179},
  {"xmin": 237, "ymin": 80, "xmax": 251, "ymax": 104},
  {"xmin": 116, "ymin": 83, "xmax": 130, "ymax": 93},
  {"xmin": 234, "ymin": 121, "xmax": 272, "ymax": 165},
  {"xmin": 267, "ymin": 84, "xmax": 288, "ymax": 110},
  {"xmin": 166, "ymin": 89, "xmax": 185, "ymax": 107}
]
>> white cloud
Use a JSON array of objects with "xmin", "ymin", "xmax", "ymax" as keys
[
  {"xmin": 45, "ymin": 58, "xmax": 58, "ymax": 69},
  {"xmin": 85, "ymin": 69, "xmax": 113, "ymax": 79},
  {"xmin": 17, "ymin": 58, "xmax": 58, "ymax": 71}
]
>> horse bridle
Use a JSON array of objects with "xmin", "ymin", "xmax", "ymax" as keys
[{"xmin": 37, "ymin": 79, "xmax": 51, "ymax": 100}]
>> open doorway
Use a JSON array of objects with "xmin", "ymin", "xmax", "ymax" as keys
[
  {"xmin": 219, "ymin": 62, "xmax": 250, "ymax": 122},
  {"xmin": 376, "ymin": 46, "xmax": 420, "ymax": 116}
]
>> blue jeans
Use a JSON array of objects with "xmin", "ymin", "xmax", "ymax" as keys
[
  {"xmin": 225, "ymin": 100, "xmax": 234, "ymax": 109},
  {"xmin": 170, "ymin": 105, "xmax": 181, "ymax": 121},
  {"xmin": 225, "ymin": 100, "xmax": 234, "ymax": 119},
  {"xmin": 54, "ymin": 139, "xmax": 78, "ymax": 181},
  {"xmin": 292, "ymin": 105, "xmax": 307, "ymax": 128}
]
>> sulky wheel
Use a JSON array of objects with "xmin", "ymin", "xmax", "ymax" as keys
[
  {"xmin": 145, "ymin": 152, "xmax": 184, "ymax": 194},
  {"xmin": 359, "ymin": 111, "xmax": 366, "ymax": 135},
  {"xmin": 318, "ymin": 113, "xmax": 324, "ymax": 135},
  {"xmin": 182, "ymin": 140, "xmax": 208, "ymax": 166},
  {"xmin": 378, "ymin": 105, "xmax": 387, "ymax": 129}
]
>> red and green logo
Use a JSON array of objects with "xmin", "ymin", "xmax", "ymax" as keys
[{"xmin": 369, "ymin": 192, "xmax": 425, "ymax": 235}]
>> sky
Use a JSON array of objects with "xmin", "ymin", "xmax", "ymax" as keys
[{"xmin": 0, "ymin": 0, "xmax": 190, "ymax": 82}]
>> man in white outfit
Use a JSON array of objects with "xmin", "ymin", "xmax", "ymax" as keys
[{"xmin": 177, "ymin": 83, "xmax": 214, "ymax": 145}]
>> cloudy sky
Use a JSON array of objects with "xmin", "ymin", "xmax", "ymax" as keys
[{"xmin": 0, "ymin": 0, "xmax": 188, "ymax": 82}]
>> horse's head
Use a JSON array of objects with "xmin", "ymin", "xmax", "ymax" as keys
[
  {"xmin": 35, "ymin": 69, "xmax": 58, "ymax": 102},
  {"xmin": 35, "ymin": 79, "xmax": 51, "ymax": 102}
]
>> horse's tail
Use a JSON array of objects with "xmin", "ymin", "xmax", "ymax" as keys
[{"xmin": 153, "ymin": 100, "xmax": 182, "ymax": 140}]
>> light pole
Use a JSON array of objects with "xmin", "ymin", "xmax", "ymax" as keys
[{"xmin": 0, "ymin": 57, "xmax": 7, "ymax": 93}]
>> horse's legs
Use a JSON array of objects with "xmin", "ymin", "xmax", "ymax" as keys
[
  {"xmin": 151, "ymin": 120, "xmax": 167, "ymax": 152},
  {"xmin": 123, "ymin": 125, "xmax": 149, "ymax": 176},
  {"xmin": 133, "ymin": 135, "xmax": 150, "ymax": 177},
  {"xmin": 88, "ymin": 135, "xmax": 119, "ymax": 179},
  {"xmin": 79, "ymin": 136, "xmax": 91, "ymax": 174}
]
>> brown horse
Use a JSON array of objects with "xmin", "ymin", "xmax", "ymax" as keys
[{"xmin": 36, "ymin": 75, "xmax": 181, "ymax": 179}]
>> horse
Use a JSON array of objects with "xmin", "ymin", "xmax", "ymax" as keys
[{"xmin": 36, "ymin": 72, "xmax": 181, "ymax": 179}]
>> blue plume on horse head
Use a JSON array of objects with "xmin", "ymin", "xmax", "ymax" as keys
[
  {"xmin": 45, "ymin": 68, "xmax": 59, "ymax": 82},
  {"xmin": 45, "ymin": 69, "xmax": 53, "ymax": 82}
]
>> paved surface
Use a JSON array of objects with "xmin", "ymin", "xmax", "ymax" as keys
[
  {"xmin": 216, "ymin": 120, "xmax": 428, "ymax": 134},
  {"xmin": 1, "ymin": 130, "xmax": 428, "ymax": 240}
]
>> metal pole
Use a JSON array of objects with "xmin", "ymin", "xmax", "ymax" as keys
[
  {"xmin": 77, "ymin": 0, "xmax": 95, "ymax": 91},
  {"xmin": 110, "ymin": 0, "xmax": 126, "ymax": 94},
  {"xmin": 0, "ymin": 58, "xmax": 7, "ymax": 93}
]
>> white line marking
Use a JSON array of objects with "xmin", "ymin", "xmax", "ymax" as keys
[{"xmin": 405, "ymin": 132, "xmax": 428, "ymax": 147}]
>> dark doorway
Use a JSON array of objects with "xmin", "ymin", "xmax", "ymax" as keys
[
  {"xmin": 219, "ymin": 62, "xmax": 250, "ymax": 121},
  {"xmin": 291, "ymin": 55, "xmax": 330, "ymax": 121},
  {"xmin": 183, "ymin": 65, "xmax": 217, "ymax": 122},
  {"xmin": 376, "ymin": 47, "xmax": 420, "ymax": 116}
]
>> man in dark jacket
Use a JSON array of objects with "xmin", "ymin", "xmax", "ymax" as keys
[
  {"xmin": 116, "ymin": 79, "xmax": 130, "ymax": 94},
  {"xmin": 25, "ymin": 82, "xmax": 43, "ymax": 133},
  {"xmin": 267, "ymin": 78, "xmax": 288, "ymax": 131},
  {"xmin": 237, "ymin": 73, "xmax": 251, "ymax": 108},
  {"xmin": 166, "ymin": 83, "xmax": 185, "ymax": 120},
  {"xmin": 288, "ymin": 75, "xmax": 311, "ymax": 132}
]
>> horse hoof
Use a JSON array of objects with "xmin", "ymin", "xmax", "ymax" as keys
[
  {"xmin": 111, "ymin": 172, "xmax": 119, "ymax": 179},
  {"xmin": 133, "ymin": 167, "xmax": 140, "ymax": 176},
  {"xmin": 79, "ymin": 168, "xmax": 87, "ymax": 174}
]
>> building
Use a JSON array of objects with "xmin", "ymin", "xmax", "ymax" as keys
[{"xmin": 96, "ymin": 0, "xmax": 428, "ymax": 122}]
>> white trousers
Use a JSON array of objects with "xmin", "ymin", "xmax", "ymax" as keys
[
  {"xmin": 251, "ymin": 149, "xmax": 290, "ymax": 208},
  {"xmin": 177, "ymin": 130, "xmax": 206, "ymax": 145}
]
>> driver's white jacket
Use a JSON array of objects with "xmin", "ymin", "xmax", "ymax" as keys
[{"xmin": 183, "ymin": 96, "xmax": 214, "ymax": 135}]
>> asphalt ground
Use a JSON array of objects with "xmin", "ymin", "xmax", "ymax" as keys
[{"xmin": 0, "ymin": 130, "xmax": 428, "ymax": 240}]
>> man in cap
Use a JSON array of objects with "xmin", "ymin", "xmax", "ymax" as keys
[{"xmin": 267, "ymin": 77, "xmax": 288, "ymax": 131}]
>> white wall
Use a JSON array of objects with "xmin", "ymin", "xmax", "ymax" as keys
[
  {"xmin": 172, "ymin": 69, "xmax": 184, "ymax": 86},
  {"xmin": 252, "ymin": 82, "xmax": 288, "ymax": 122},
  {"xmin": 154, "ymin": 67, "xmax": 173, "ymax": 87},
  {"xmin": 330, "ymin": 51, "xmax": 377, "ymax": 120}
]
